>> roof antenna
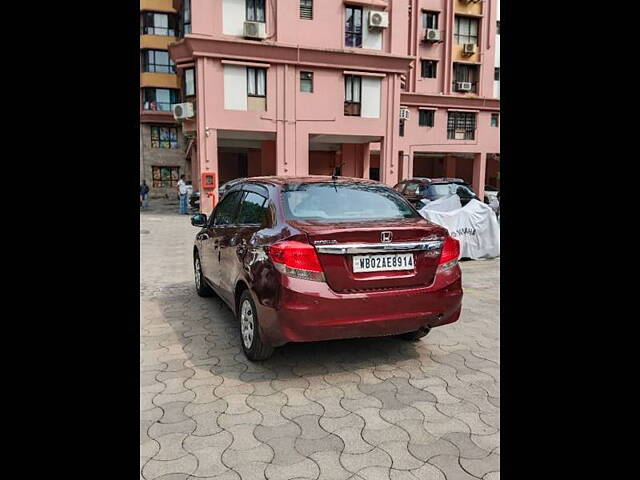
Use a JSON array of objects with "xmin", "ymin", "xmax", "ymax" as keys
[{"xmin": 331, "ymin": 167, "xmax": 339, "ymax": 192}]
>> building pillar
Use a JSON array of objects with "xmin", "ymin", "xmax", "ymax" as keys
[
  {"xmin": 362, "ymin": 143, "xmax": 370, "ymax": 179},
  {"xmin": 445, "ymin": 156, "xmax": 457, "ymax": 178},
  {"xmin": 295, "ymin": 130, "xmax": 309, "ymax": 176},
  {"xmin": 472, "ymin": 152, "xmax": 486, "ymax": 200},
  {"xmin": 409, "ymin": 152, "xmax": 414, "ymax": 178},
  {"xmin": 341, "ymin": 144, "xmax": 358, "ymax": 177}
]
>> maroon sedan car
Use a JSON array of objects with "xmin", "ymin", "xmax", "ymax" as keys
[{"xmin": 191, "ymin": 176, "xmax": 462, "ymax": 360}]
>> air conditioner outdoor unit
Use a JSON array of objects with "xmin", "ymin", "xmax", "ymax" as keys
[
  {"xmin": 456, "ymin": 82, "xmax": 473, "ymax": 92},
  {"xmin": 463, "ymin": 43, "xmax": 477, "ymax": 55},
  {"xmin": 424, "ymin": 29, "xmax": 442, "ymax": 42},
  {"xmin": 400, "ymin": 107, "xmax": 410, "ymax": 120},
  {"xmin": 243, "ymin": 21, "xmax": 266, "ymax": 39},
  {"xmin": 368, "ymin": 11, "xmax": 389, "ymax": 29},
  {"xmin": 172, "ymin": 102, "xmax": 194, "ymax": 120}
]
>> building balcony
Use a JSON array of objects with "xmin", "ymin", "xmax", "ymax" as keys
[
  {"xmin": 140, "ymin": 0, "xmax": 177, "ymax": 14},
  {"xmin": 140, "ymin": 34, "xmax": 178, "ymax": 50},
  {"xmin": 140, "ymin": 72, "xmax": 180, "ymax": 89}
]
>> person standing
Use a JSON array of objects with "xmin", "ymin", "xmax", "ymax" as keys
[
  {"xmin": 140, "ymin": 180, "xmax": 150, "ymax": 210},
  {"xmin": 177, "ymin": 175, "xmax": 188, "ymax": 214}
]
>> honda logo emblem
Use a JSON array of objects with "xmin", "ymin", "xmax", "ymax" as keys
[{"xmin": 381, "ymin": 231, "xmax": 393, "ymax": 243}]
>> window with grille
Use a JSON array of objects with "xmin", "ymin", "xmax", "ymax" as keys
[
  {"xmin": 142, "ymin": 50, "xmax": 176, "ymax": 74},
  {"xmin": 247, "ymin": 68, "xmax": 267, "ymax": 97},
  {"xmin": 453, "ymin": 63, "xmax": 479, "ymax": 92},
  {"xmin": 345, "ymin": 6, "xmax": 363, "ymax": 47},
  {"xmin": 422, "ymin": 11, "xmax": 438, "ymax": 29},
  {"xmin": 344, "ymin": 75, "xmax": 361, "ymax": 116},
  {"xmin": 300, "ymin": 71, "xmax": 313, "ymax": 93},
  {"xmin": 494, "ymin": 67, "xmax": 500, "ymax": 81},
  {"xmin": 152, "ymin": 166, "xmax": 180, "ymax": 188},
  {"xmin": 399, "ymin": 119, "xmax": 405, "ymax": 137},
  {"xmin": 454, "ymin": 16, "xmax": 479, "ymax": 45},
  {"xmin": 497, "ymin": 20, "xmax": 500, "ymax": 35},
  {"xmin": 246, "ymin": 0, "xmax": 266, "ymax": 22},
  {"xmin": 491, "ymin": 114, "xmax": 499, "ymax": 127},
  {"xmin": 300, "ymin": 0, "xmax": 313, "ymax": 20},
  {"xmin": 447, "ymin": 112, "xmax": 476, "ymax": 140},
  {"xmin": 421, "ymin": 60, "xmax": 437, "ymax": 78},
  {"xmin": 143, "ymin": 88, "xmax": 180, "ymax": 112},
  {"xmin": 150, "ymin": 126, "xmax": 179, "ymax": 149},
  {"xmin": 141, "ymin": 12, "xmax": 178, "ymax": 36},
  {"xmin": 419, "ymin": 110, "xmax": 434, "ymax": 127}
]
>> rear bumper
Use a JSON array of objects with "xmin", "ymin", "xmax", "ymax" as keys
[{"xmin": 255, "ymin": 265, "xmax": 463, "ymax": 347}]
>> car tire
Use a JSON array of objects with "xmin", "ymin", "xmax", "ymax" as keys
[
  {"xmin": 238, "ymin": 290, "xmax": 274, "ymax": 361},
  {"xmin": 194, "ymin": 252, "xmax": 214, "ymax": 297},
  {"xmin": 398, "ymin": 326, "xmax": 431, "ymax": 341}
]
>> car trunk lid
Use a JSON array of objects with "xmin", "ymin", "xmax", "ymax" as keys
[{"xmin": 289, "ymin": 217, "xmax": 447, "ymax": 292}]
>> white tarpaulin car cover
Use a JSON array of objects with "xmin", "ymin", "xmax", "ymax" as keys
[{"xmin": 419, "ymin": 195, "xmax": 500, "ymax": 259}]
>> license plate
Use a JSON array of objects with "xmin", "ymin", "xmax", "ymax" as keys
[{"xmin": 352, "ymin": 253, "xmax": 414, "ymax": 273}]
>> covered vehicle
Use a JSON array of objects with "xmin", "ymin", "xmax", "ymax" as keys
[{"xmin": 419, "ymin": 195, "xmax": 500, "ymax": 259}]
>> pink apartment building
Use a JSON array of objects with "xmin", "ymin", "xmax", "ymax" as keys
[{"xmin": 167, "ymin": 0, "xmax": 499, "ymax": 213}]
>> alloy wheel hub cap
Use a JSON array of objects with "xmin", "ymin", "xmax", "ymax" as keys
[
  {"xmin": 240, "ymin": 300, "xmax": 254, "ymax": 349},
  {"xmin": 195, "ymin": 258, "xmax": 201, "ymax": 288}
]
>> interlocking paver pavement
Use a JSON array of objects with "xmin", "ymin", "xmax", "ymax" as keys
[{"xmin": 141, "ymin": 202, "xmax": 500, "ymax": 480}]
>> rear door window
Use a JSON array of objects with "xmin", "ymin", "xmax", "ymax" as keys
[
  {"xmin": 212, "ymin": 190, "xmax": 243, "ymax": 226},
  {"xmin": 236, "ymin": 192, "xmax": 268, "ymax": 225},
  {"xmin": 283, "ymin": 183, "xmax": 419, "ymax": 222}
]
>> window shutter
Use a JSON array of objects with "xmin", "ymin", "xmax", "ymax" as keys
[{"xmin": 300, "ymin": 0, "xmax": 313, "ymax": 20}]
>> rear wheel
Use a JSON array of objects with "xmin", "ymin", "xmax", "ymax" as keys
[
  {"xmin": 238, "ymin": 290, "xmax": 274, "ymax": 361},
  {"xmin": 194, "ymin": 252, "xmax": 213, "ymax": 297},
  {"xmin": 398, "ymin": 326, "xmax": 431, "ymax": 341}
]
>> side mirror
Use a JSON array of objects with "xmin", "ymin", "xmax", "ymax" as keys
[{"xmin": 191, "ymin": 213, "xmax": 207, "ymax": 227}]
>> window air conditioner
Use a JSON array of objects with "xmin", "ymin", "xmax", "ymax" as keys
[
  {"xmin": 424, "ymin": 29, "xmax": 442, "ymax": 42},
  {"xmin": 368, "ymin": 11, "xmax": 389, "ymax": 29},
  {"xmin": 243, "ymin": 21, "xmax": 266, "ymax": 39},
  {"xmin": 400, "ymin": 107, "xmax": 410, "ymax": 120},
  {"xmin": 463, "ymin": 43, "xmax": 478, "ymax": 55},
  {"xmin": 172, "ymin": 102, "xmax": 194, "ymax": 120},
  {"xmin": 456, "ymin": 82, "xmax": 473, "ymax": 92}
]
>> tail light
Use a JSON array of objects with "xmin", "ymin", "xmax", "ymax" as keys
[
  {"xmin": 267, "ymin": 241, "xmax": 326, "ymax": 282},
  {"xmin": 438, "ymin": 236, "xmax": 460, "ymax": 271}
]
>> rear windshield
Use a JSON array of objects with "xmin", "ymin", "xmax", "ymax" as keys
[{"xmin": 282, "ymin": 183, "xmax": 419, "ymax": 222}]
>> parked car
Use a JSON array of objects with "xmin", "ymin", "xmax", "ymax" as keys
[
  {"xmin": 190, "ymin": 176, "xmax": 463, "ymax": 360},
  {"xmin": 394, "ymin": 177, "xmax": 479, "ymax": 207}
]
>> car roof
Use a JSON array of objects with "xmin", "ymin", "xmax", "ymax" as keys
[
  {"xmin": 240, "ymin": 175, "xmax": 381, "ymax": 187},
  {"xmin": 401, "ymin": 177, "xmax": 468, "ymax": 185}
]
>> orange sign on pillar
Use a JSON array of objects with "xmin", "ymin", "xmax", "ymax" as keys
[{"xmin": 201, "ymin": 171, "xmax": 217, "ymax": 206}]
